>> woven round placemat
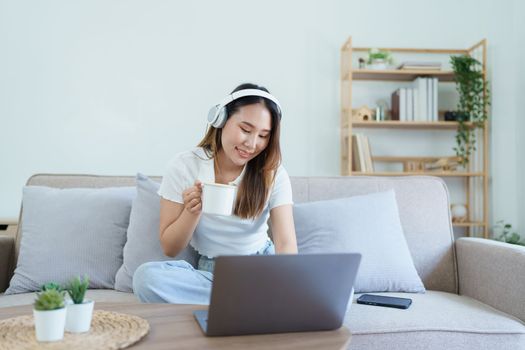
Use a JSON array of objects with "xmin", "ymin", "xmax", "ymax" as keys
[{"xmin": 0, "ymin": 310, "xmax": 150, "ymax": 350}]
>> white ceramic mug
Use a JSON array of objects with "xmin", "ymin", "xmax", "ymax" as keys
[{"xmin": 202, "ymin": 182, "xmax": 237, "ymax": 216}]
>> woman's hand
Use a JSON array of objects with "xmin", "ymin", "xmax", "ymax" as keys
[
  {"xmin": 159, "ymin": 182, "xmax": 203, "ymax": 257},
  {"xmin": 182, "ymin": 180, "xmax": 203, "ymax": 215}
]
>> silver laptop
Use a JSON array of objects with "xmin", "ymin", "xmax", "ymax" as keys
[{"xmin": 193, "ymin": 253, "xmax": 361, "ymax": 336}]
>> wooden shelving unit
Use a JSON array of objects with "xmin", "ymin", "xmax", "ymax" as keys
[
  {"xmin": 340, "ymin": 37, "xmax": 489, "ymax": 237},
  {"xmin": 347, "ymin": 69, "xmax": 456, "ymax": 82},
  {"xmin": 349, "ymin": 120, "xmax": 476, "ymax": 130},
  {"xmin": 352, "ymin": 171, "xmax": 484, "ymax": 177}
]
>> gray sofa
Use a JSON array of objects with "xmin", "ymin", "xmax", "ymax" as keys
[{"xmin": 1, "ymin": 174, "xmax": 524, "ymax": 350}]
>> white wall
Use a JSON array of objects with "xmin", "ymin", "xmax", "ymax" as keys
[{"xmin": 1, "ymin": 0, "xmax": 523, "ymax": 235}]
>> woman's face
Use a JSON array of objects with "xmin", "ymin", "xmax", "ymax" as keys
[{"xmin": 220, "ymin": 103, "xmax": 272, "ymax": 168}]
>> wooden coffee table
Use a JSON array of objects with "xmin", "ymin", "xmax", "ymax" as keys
[{"xmin": 0, "ymin": 301, "xmax": 351, "ymax": 349}]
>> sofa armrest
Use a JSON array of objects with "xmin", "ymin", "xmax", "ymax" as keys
[
  {"xmin": 0, "ymin": 235, "xmax": 15, "ymax": 293},
  {"xmin": 456, "ymin": 237, "xmax": 525, "ymax": 322}
]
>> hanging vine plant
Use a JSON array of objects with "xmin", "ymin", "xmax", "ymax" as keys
[{"xmin": 450, "ymin": 55, "xmax": 490, "ymax": 166}]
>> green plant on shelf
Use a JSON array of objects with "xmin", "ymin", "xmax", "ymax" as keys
[
  {"xmin": 494, "ymin": 220, "xmax": 524, "ymax": 246},
  {"xmin": 450, "ymin": 55, "xmax": 490, "ymax": 166},
  {"xmin": 366, "ymin": 48, "xmax": 393, "ymax": 65}
]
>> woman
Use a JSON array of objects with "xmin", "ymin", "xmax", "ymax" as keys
[{"xmin": 133, "ymin": 83, "xmax": 297, "ymax": 304}]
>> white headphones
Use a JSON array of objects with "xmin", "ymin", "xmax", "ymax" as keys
[{"xmin": 207, "ymin": 89, "xmax": 282, "ymax": 128}]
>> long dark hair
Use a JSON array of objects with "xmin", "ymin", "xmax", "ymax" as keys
[{"xmin": 198, "ymin": 83, "xmax": 282, "ymax": 219}]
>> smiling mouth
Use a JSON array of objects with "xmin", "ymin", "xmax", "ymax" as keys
[{"xmin": 236, "ymin": 147, "xmax": 253, "ymax": 158}]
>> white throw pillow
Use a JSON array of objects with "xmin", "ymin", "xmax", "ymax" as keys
[
  {"xmin": 6, "ymin": 186, "xmax": 134, "ymax": 294},
  {"xmin": 294, "ymin": 190, "xmax": 425, "ymax": 293}
]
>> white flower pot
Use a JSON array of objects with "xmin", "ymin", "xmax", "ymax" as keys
[
  {"xmin": 33, "ymin": 307, "xmax": 66, "ymax": 342},
  {"xmin": 65, "ymin": 299, "xmax": 94, "ymax": 333},
  {"xmin": 367, "ymin": 60, "xmax": 388, "ymax": 70}
]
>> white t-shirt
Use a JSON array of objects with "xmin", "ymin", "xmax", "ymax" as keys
[{"xmin": 158, "ymin": 147, "xmax": 293, "ymax": 258}]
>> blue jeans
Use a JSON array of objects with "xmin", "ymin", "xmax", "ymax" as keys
[{"xmin": 133, "ymin": 240, "xmax": 275, "ymax": 304}]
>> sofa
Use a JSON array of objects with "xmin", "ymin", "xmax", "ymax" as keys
[{"xmin": 1, "ymin": 174, "xmax": 524, "ymax": 350}]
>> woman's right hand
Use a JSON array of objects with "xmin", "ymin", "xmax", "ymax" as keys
[{"xmin": 182, "ymin": 180, "xmax": 203, "ymax": 215}]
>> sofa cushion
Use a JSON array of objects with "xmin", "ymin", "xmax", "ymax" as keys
[
  {"xmin": 346, "ymin": 291, "xmax": 525, "ymax": 350},
  {"xmin": 294, "ymin": 190, "xmax": 425, "ymax": 293},
  {"xmin": 6, "ymin": 186, "xmax": 134, "ymax": 294},
  {"xmin": 114, "ymin": 174, "xmax": 198, "ymax": 292},
  {"xmin": 291, "ymin": 176, "xmax": 457, "ymax": 294}
]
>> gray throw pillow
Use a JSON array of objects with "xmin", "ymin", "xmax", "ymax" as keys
[
  {"xmin": 294, "ymin": 190, "xmax": 425, "ymax": 293},
  {"xmin": 114, "ymin": 173, "xmax": 198, "ymax": 292},
  {"xmin": 6, "ymin": 186, "xmax": 135, "ymax": 294}
]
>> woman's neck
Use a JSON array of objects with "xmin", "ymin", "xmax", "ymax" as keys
[{"xmin": 215, "ymin": 150, "xmax": 244, "ymax": 184}]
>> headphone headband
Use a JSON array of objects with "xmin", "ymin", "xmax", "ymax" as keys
[{"xmin": 207, "ymin": 89, "xmax": 282, "ymax": 128}]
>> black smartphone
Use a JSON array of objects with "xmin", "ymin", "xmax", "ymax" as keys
[{"xmin": 356, "ymin": 294, "xmax": 412, "ymax": 309}]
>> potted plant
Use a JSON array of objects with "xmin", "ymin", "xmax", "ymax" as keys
[
  {"xmin": 366, "ymin": 48, "xmax": 393, "ymax": 70},
  {"xmin": 494, "ymin": 221, "xmax": 525, "ymax": 246},
  {"xmin": 65, "ymin": 275, "xmax": 94, "ymax": 333},
  {"xmin": 41, "ymin": 282, "xmax": 62, "ymax": 291},
  {"xmin": 33, "ymin": 287, "xmax": 67, "ymax": 342},
  {"xmin": 450, "ymin": 55, "xmax": 490, "ymax": 165}
]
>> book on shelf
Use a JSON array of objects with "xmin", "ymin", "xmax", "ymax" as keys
[
  {"xmin": 426, "ymin": 78, "xmax": 432, "ymax": 121},
  {"xmin": 352, "ymin": 134, "xmax": 374, "ymax": 172},
  {"xmin": 391, "ymin": 88, "xmax": 409, "ymax": 121},
  {"xmin": 391, "ymin": 90, "xmax": 400, "ymax": 121},
  {"xmin": 413, "ymin": 77, "xmax": 427, "ymax": 121},
  {"xmin": 399, "ymin": 88, "xmax": 406, "ymax": 121},
  {"xmin": 352, "ymin": 135, "xmax": 362, "ymax": 171},
  {"xmin": 363, "ymin": 135, "xmax": 374, "ymax": 172},
  {"xmin": 390, "ymin": 87, "xmax": 412, "ymax": 121},
  {"xmin": 406, "ymin": 88, "xmax": 413, "ymax": 121},
  {"xmin": 425, "ymin": 77, "xmax": 439, "ymax": 121},
  {"xmin": 432, "ymin": 77, "xmax": 438, "ymax": 121},
  {"xmin": 357, "ymin": 134, "xmax": 366, "ymax": 171},
  {"xmin": 413, "ymin": 87, "xmax": 419, "ymax": 121},
  {"xmin": 390, "ymin": 77, "xmax": 438, "ymax": 122},
  {"xmin": 397, "ymin": 61, "xmax": 442, "ymax": 70}
]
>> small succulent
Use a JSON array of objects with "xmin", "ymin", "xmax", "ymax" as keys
[
  {"xmin": 41, "ymin": 282, "xmax": 62, "ymax": 292},
  {"xmin": 34, "ymin": 289, "xmax": 66, "ymax": 311},
  {"xmin": 367, "ymin": 48, "xmax": 393, "ymax": 65},
  {"xmin": 65, "ymin": 275, "xmax": 89, "ymax": 304}
]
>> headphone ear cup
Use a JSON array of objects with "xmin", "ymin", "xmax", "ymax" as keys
[
  {"xmin": 207, "ymin": 105, "xmax": 220, "ymax": 127},
  {"xmin": 214, "ymin": 107, "xmax": 227, "ymax": 128},
  {"xmin": 207, "ymin": 105, "xmax": 227, "ymax": 128}
]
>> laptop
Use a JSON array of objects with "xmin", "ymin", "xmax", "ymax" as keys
[{"xmin": 193, "ymin": 253, "xmax": 361, "ymax": 336}]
